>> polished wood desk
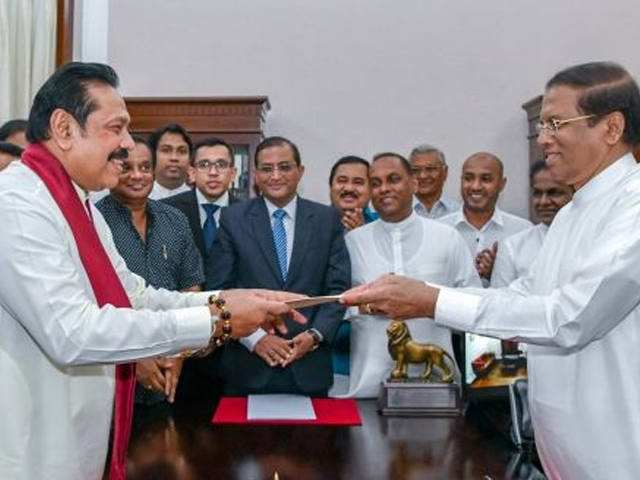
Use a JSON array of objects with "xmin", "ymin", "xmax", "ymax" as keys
[{"xmin": 126, "ymin": 400, "xmax": 544, "ymax": 480}]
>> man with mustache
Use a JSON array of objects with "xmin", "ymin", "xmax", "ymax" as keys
[
  {"xmin": 329, "ymin": 155, "xmax": 378, "ymax": 231},
  {"xmin": 409, "ymin": 144, "xmax": 460, "ymax": 219},
  {"xmin": 97, "ymin": 136, "xmax": 204, "ymax": 410},
  {"xmin": 0, "ymin": 62, "xmax": 304, "ymax": 480}
]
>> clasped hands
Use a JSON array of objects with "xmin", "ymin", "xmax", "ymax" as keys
[
  {"xmin": 255, "ymin": 331, "xmax": 316, "ymax": 367},
  {"xmin": 136, "ymin": 356, "xmax": 183, "ymax": 404}
]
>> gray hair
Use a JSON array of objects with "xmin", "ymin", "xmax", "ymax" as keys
[{"xmin": 409, "ymin": 144, "xmax": 447, "ymax": 167}]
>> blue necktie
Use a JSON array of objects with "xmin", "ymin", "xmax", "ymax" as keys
[
  {"xmin": 202, "ymin": 204, "xmax": 220, "ymax": 255},
  {"xmin": 272, "ymin": 209, "xmax": 288, "ymax": 281}
]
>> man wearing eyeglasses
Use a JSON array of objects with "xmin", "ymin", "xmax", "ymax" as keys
[
  {"xmin": 409, "ymin": 144, "xmax": 460, "ymax": 219},
  {"xmin": 208, "ymin": 136, "xmax": 351, "ymax": 396},
  {"xmin": 162, "ymin": 137, "xmax": 242, "ymax": 403},
  {"xmin": 342, "ymin": 61, "xmax": 640, "ymax": 480},
  {"xmin": 164, "ymin": 137, "xmax": 241, "ymax": 273}
]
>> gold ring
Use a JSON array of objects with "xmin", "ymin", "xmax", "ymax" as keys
[
  {"xmin": 365, "ymin": 303, "xmax": 372, "ymax": 314},
  {"xmin": 145, "ymin": 383, "xmax": 152, "ymax": 390}
]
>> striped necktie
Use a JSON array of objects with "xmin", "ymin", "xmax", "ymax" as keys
[{"xmin": 272, "ymin": 209, "xmax": 288, "ymax": 281}]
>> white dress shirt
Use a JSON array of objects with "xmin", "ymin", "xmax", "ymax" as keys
[
  {"xmin": 240, "ymin": 196, "xmax": 298, "ymax": 351},
  {"xmin": 0, "ymin": 162, "xmax": 214, "ymax": 480},
  {"xmin": 413, "ymin": 195, "xmax": 460, "ymax": 219},
  {"xmin": 491, "ymin": 222, "xmax": 548, "ymax": 288},
  {"xmin": 435, "ymin": 154, "xmax": 640, "ymax": 480},
  {"xmin": 196, "ymin": 188, "xmax": 230, "ymax": 227},
  {"xmin": 438, "ymin": 207, "xmax": 532, "ymax": 254},
  {"xmin": 331, "ymin": 212, "xmax": 481, "ymax": 398},
  {"xmin": 148, "ymin": 180, "xmax": 191, "ymax": 200}
]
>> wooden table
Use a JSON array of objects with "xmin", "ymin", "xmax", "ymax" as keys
[{"xmin": 126, "ymin": 399, "xmax": 544, "ymax": 479}]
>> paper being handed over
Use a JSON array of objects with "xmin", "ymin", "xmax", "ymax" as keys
[{"xmin": 284, "ymin": 295, "xmax": 342, "ymax": 309}]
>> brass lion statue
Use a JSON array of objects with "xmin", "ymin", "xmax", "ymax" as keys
[{"xmin": 386, "ymin": 320, "xmax": 455, "ymax": 383}]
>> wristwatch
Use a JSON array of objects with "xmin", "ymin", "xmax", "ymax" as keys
[{"xmin": 307, "ymin": 328, "xmax": 323, "ymax": 350}]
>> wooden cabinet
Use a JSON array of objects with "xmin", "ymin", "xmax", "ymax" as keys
[{"xmin": 125, "ymin": 96, "xmax": 270, "ymax": 199}]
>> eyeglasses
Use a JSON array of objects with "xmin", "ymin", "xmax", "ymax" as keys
[
  {"xmin": 256, "ymin": 162, "xmax": 297, "ymax": 175},
  {"xmin": 410, "ymin": 165, "xmax": 443, "ymax": 176},
  {"xmin": 194, "ymin": 159, "xmax": 232, "ymax": 173},
  {"xmin": 536, "ymin": 114, "xmax": 597, "ymax": 136}
]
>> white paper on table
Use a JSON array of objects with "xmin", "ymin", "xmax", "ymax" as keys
[{"xmin": 247, "ymin": 394, "xmax": 316, "ymax": 420}]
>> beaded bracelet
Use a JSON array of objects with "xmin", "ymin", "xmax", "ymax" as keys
[{"xmin": 208, "ymin": 293, "xmax": 233, "ymax": 348}]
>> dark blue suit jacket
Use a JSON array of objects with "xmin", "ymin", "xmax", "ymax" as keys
[
  {"xmin": 162, "ymin": 189, "xmax": 241, "ymax": 288},
  {"xmin": 208, "ymin": 196, "xmax": 350, "ymax": 393}
]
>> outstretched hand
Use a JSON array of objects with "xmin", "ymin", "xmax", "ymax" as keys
[
  {"xmin": 340, "ymin": 274, "xmax": 439, "ymax": 319},
  {"xmin": 221, "ymin": 289, "xmax": 308, "ymax": 337}
]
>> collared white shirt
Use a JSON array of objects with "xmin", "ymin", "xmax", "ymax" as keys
[
  {"xmin": 331, "ymin": 212, "xmax": 481, "ymax": 398},
  {"xmin": 0, "ymin": 161, "xmax": 214, "ymax": 480},
  {"xmin": 438, "ymin": 206, "xmax": 532, "ymax": 254},
  {"xmin": 196, "ymin": 188, "xmax": 230, "ymax": 228},
  {"xmin": 491, "ymin": 222, "xmax": 549, "ymax": 288},
  {"xmin": 435, "ymin": 153, "xmax": 640, "ymax": 480},
  {"xmin": 241, "ymin": 196, "xmax": 298, "ymax": 351},
  {"xmin": 413, "ymin": 195, "xmax": 460, "ymax": 219},
  {"xmin": 148, "ymin": 180, "xmax": 191, "ymax": 200}
]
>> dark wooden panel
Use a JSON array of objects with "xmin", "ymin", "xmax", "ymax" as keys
[{"xmin": 56, "ymin": 0, "xmax": 74, "ymax": 67}]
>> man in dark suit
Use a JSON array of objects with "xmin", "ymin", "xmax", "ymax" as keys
[
  {"xmin": 163, "ymin": 137, "xmax": 241, "ymax": 403},
  {"xmin": 209, "ymin": 136, "xmax": 350, "ymax": 396},
  {"xmin": 163, "ymin": 137, "xmax": 241, "ymax": 287}
]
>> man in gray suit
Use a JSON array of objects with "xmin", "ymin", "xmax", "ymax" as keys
[{"xmin": 209, "ymin": 136, "xmax": 351, "ymax": 396}]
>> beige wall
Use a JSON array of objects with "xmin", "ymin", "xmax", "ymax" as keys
[{"xmin": 104, "ymin": 0, "xmax": 640, "ymax": 217}]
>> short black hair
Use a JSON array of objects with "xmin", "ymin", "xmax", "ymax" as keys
[
  {"xmin": 27, "ymin": 62, "xmax": 119, "ymax": 143},
  {"xmin": 371, "ymin": 152, "xmax": 412, "ymax": 176},
  {"xmin": 546, "ymin": 61, "xmax": 640, "ymax": 146},
  {"xmin": 148, "ymin": 123, "xmax": 193, "ymax": 168},
  {"xmin": 0, "ymin": 141, "xmax": 24, "ymax": 158},
  {"xmin": 0, "ymin": 119, "xmax": 28, "ymax": 142},
  {"xmin": 254, "ymin": 136, "xmax": 301, "ymax": 167},
  {"xmin": 193, "ymin": 137, "xmax": 235, "ymax": 166},
  {"xmin": 329, "ymin": 156, "xmax": 369, "ymax": 185},
  {"xmin": 529, "ymin": 160, "xmax": 549, "ymax": 184}
]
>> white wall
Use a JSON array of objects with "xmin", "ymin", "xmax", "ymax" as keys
[{"xmin": 106, "ymin": 0, "xmax": 640, "ymax": 217}]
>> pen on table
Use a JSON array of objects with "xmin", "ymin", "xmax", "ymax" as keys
[{"xmin": 162, "ymin": 244, "xmax": 167, "ymax": 260}]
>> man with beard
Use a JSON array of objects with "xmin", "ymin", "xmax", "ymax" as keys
[
  {"xmin": 0, "ymin": 62, "xmax": 305, "ymax": 480},
  {"xmin": 409, "ymin": 144, "xmax": 459, "ymax": 219},
  {"xmin": 329, "ymin": 155, "xmax": 378, "ymax": 231},
  {"xmin": 332, "ymin": 152, "xmax": 479, "ymax": 398},
  {"xmin": 438, "ymin": 152, "xmax": 531, "ymax": 282},
  {"xmin": 97, "ymin": 136, "xmax": 204, "ymax": 409}
]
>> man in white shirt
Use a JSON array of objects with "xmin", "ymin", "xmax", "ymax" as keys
[
  {"xmin": 0, "ymin": 62, "xmax": 304, "ymax": 480},
  {"xmin": 491, "ymin": 160, "xmax": 573, "ymax": 287},
  {"xmin": 148, "ymin": 123, "xmax": 193, "ymax": 200},
  {"xmin": 439, "ymin": 152, "xmax": 531, "ymax": 282},
  {"xmin": 332, "ymin": 153, "xmax": 480, "ymax": 398},
  {"xmin": 342, "ymin": 61, "xmax": 640, "ymax": 480},
  {"xmin": 409, "ymin": 144, "xmax": 460, "ymax": 219}
]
